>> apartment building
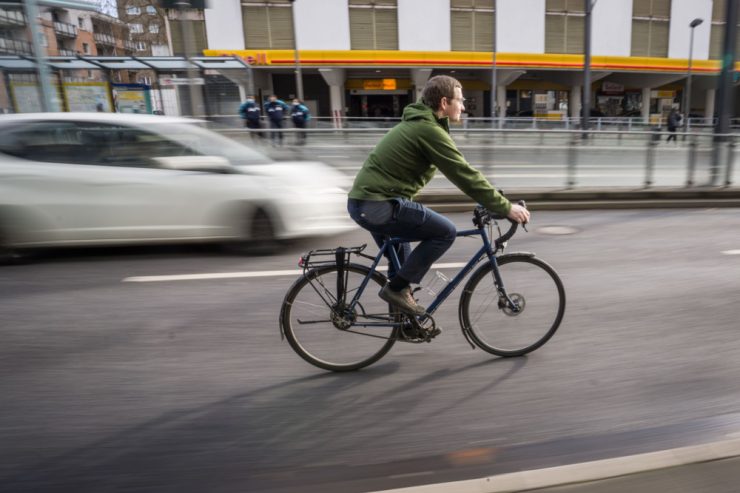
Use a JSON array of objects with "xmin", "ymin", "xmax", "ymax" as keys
[{"xmin": 203, "ymin": 0, "xmax": 739, "ymax": 121}]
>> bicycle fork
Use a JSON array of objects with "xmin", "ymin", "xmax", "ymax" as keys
[
  {"xmin": 459, "ymin": 253, "xmax": 523, "ymax": 350},
  {"xmin": 488, "ymin": 256, "xmax": 522, "ymax": 315}
]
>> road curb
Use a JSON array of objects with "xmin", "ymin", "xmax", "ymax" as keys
[
  {"xmin": 371, "ymin": 438, "xmax": 740, "ymax": 493},
  {"xmin": 417, "ymin": 187, "xmax": 740, "ymax": 212}
]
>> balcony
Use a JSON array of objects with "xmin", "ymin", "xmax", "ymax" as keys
[
  {"xmin": 58, "ymin": 48, "xmax": 76, "ymax": 56},
  {"xmin": 94, "ymin": 32, "xmax": 116, "ymax": 46},
  {"xmin": 0, "ymin": 8, "xmax": 26, "ymax": 27},
  {"xmin": 0, "ymin": 36, "xmax": 33, "ymax": 56},
  {"xmin": 53, "ymin": 21, "xmax": 78, "ymax": 38}
]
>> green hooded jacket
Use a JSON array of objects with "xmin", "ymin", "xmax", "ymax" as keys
[{"xmin": 348, "ymin": 102, "xmax": 511, "ymax": 215}]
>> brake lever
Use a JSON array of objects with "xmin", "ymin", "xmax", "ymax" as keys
[{"xmin": 517, "ymin": 200, "xmax": 529, "ymax": 232}]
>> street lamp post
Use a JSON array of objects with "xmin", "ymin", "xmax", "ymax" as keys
[
  {"xmin": 582, "ymin": 0, "xmax": 595, "ymax": 137},
  {"xmin": 174, "ymin": 0, "xmax": 206, "ymax": 117},
  {"xmin": 491, "ymin": 0, "xmax": 497, "ymax": 128},
  {"xmin": 288, "ymin": 0, "xmax": 304, "ymax": 101},
  {"xmin": 684, "ymin": 18, "xmax": 703, "ymax": 133}
]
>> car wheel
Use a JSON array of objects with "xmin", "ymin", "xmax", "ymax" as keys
[
  {"xmin": 226, "ymin": 208, "xmax": 280, "ymax": 256},
  {"xmin": 0, "ymin": 229, "xmax": 27, "ymax": 265},
  {"xmin": 248, "ymin": 208, "xmax": 282, "ymax": 255}
]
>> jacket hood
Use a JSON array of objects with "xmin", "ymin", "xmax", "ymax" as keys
[{"xmin": 402, "ymin": 102, "xmax": 450, "ymax": 132}]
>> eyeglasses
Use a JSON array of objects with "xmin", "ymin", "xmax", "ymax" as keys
[{"xmin": 446, "ymin": 96, "xmax": 466, "ymax": 104}]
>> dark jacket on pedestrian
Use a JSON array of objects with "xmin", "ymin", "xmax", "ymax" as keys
[
  {"xmin": 239, "ymin": 99, "xmax": 261, "ymax": 123},
  {"xmin": 265, "ymin": 99, "xmax": 289, "ymax": 123},
  {"xmin": 668, "ymin": 110, "xmax": 682, "ymax": 131},
  {"xmin": 291, "ymin": 103, "xmax": 310, "ymax": 125}
]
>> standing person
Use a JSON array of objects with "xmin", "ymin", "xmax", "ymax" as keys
[
  {"xmin": 347, "ymin": 75, "xmax": 529, "ymax": 315},
  {"xmin": 265, "ymin": 95, "xmax": 289, "ymax": 146},
  {"xmin": 666, "ymin": 107, "xmax": 681, "ymax": 143},
  {"xmin": 238, "ymin": 95, "xmax": 263, "ymax": 139},
  {"xmin": 290, "ymin": 98, "xmax": 311, "ymax": 145}
]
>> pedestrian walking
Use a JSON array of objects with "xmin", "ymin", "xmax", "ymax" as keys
[
  {"xmin": 666, "ymin": 107, "xmax": 681, "ymax": 143},
  {"xmin": 238, "ymin": 95, "xmax": 263, "ymax": 139},
  {"xmin": 265, "ymin": 95, "xmax": 290, "ymax": 146},
  {"xmin": 291, "ymin": 99, "xmax": 311, "ymax": 145}
]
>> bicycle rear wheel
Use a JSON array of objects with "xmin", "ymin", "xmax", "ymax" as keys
[
  {"xmin": 280, "ymin": 264, "xmax": 398, "ymax": 372},
  {"xmin": 460, "ymin": 254, "xmax": 565, "ymax": 357}
]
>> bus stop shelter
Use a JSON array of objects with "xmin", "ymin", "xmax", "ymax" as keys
[{"xmin": 0, "ymin": 55, "xmax": 253, "ymax": 115}]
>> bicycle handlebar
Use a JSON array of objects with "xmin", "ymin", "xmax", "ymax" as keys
[{"xmin": 473, "ymin": 200, "xmax": 528, "ymax": 248}]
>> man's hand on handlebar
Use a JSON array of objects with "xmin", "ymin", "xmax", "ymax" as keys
[{"xmin": 507, "ymin": 203, "xmax": 530, "ymax": 225}]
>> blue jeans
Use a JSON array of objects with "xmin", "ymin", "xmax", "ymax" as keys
[{"xmin": 347, "ymin": 198, "xmax": 456, "ymax": 284}]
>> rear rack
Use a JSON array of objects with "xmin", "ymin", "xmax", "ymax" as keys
[{"xmin": 298, "ymin": 244, "xmax": 369, "ymax": 271}]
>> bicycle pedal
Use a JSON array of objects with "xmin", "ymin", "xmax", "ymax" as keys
[{"xmin": 424, "ymin": 327, "xmax": 442, "ymax": 342}]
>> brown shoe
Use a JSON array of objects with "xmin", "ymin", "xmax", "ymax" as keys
[{"xmin": 379, "ymin": 285, "xmax": 426, "ymax": 316}]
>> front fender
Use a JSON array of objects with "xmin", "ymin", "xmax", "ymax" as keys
[{"xmin": 457, "ymin": 251, "xmax": 536, "ymax": 348}]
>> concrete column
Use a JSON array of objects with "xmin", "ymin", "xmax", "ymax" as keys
[
  {"xmin": 497, "ymin": 85, "xmax": 507, "ymax": 120},
  {"xmin": 705, "ymin": 88, "xmax": 716, "ymax": 121},
  {"xmin": 410, "ymin": 68, "xmax": 433, "ymax": 102},
  {"xmin": 570, "ymin": 85, "xmax": 582, "ymax": 119},
  {"xmin": 642, "ymin": 87, "xmax": 652, "ymax": 123},
  {"xmin": 319, "ymin": 68, "xmax": 346, "ymax": 127}
]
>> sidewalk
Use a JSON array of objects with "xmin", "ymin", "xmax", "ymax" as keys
[
  {"xmin": 528, "ymin": 456, "xmax": 740, "ymax": 493},
  {"xmin": 418, "ymin": 186, "xmax": 740, "ymax": 212},
  {"xmin": 374, "ymin": 438, "xmax": 740, "ymax": 493}
]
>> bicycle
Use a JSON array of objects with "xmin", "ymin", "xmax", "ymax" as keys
[{"xmin": 279, "ymin": 202, "xmax": 566, "ymax": 372}]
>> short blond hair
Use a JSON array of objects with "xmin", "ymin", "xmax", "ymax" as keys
[{"xmin": 421, "ymin": 75, "xmax": 462, "ymax": 111}]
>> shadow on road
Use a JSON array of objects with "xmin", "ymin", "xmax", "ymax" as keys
[{"xmin": 4, "ymin": 357, "xmax": 528, "ymax": 492}]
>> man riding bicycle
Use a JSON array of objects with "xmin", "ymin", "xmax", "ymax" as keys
[{"xmin": 347, "ymin": 75, "xmax": 530, "ymax": 316}]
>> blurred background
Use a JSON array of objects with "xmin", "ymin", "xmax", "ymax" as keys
[{"xmin": 1, "ymin": 1, "xmax": 740, "ymax": 492}]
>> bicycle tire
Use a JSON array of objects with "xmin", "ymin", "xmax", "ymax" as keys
[
  {"xmin": 459, "ymin": 254, "xmax": 565, "ymax": 357},
  {"xmin": 280, "ymin": 263, "xmax": 398, "ymax": 372}
]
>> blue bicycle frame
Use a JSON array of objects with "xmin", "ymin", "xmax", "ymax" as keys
[{"xmin": 346, "ymin": 224, "xmax": 510, "ymax": 327}]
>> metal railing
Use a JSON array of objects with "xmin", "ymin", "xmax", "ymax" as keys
[
  {"xmin": 216, "ymin": 126, "xmax": 736, "ymax": 189},
  {"xmin": 236, "ymin": 115, "xmax": 740, "ymax": 133},
  {"xmin": 0, "ymin": 36, "xmax": 33, "ymax": 55},
  {"xmin": 53, "ymin": 21, "xmax": 78, "ymax": 38},
  {"xmin": 0, "ymin": 8, "xmax": 26, "ymax": 26},
  {"xmin": 93, "ymin": 32, "xmax": 116, "ymax": 46}
]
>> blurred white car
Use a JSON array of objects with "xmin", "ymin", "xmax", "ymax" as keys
[{"xmin": 0, "ymin": 113, "xmax": 356, "ymax": 261}]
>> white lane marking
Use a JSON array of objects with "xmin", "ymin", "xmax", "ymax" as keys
[
  {"xmin": 122, "ymin": 262, "xmax": 467, "ymax": 283},
  {"xmin": 124, "ymin": 270, "xmax": 301, "ymax": 282},
  {"xmin": 722, "ymin": 250, "xmax": 740, "ymax": 255}
]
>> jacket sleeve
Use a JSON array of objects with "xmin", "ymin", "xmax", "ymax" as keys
[{"xmin": 418, "ymin": 126, "xmax": 511, "ymax": 215}]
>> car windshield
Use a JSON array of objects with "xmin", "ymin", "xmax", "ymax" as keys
[
  {"xmin": 0, "ymin": 120, "xmax": 273, "ymax": 168},
  {"xmin": 145, "ymin": 122, "xmax": 273, "ymax": 166}
]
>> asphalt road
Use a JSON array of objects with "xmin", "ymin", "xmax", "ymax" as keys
[{"xmin": 2, "ymin": 209, "xmax": 740, "ymax": 492}]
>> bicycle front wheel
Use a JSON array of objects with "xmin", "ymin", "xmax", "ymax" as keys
[
  {"xmin": 460, "ymin": 254, "xmax": 565, "ymax": 357},
  {"xmin": 280, "ymin": 264, "xmax": 397, "ymax": 372}
]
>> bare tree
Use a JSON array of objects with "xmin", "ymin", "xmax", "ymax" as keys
[{"xmin": 92, "ymin": 0, "xmax": 118, "ymax": 16}]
